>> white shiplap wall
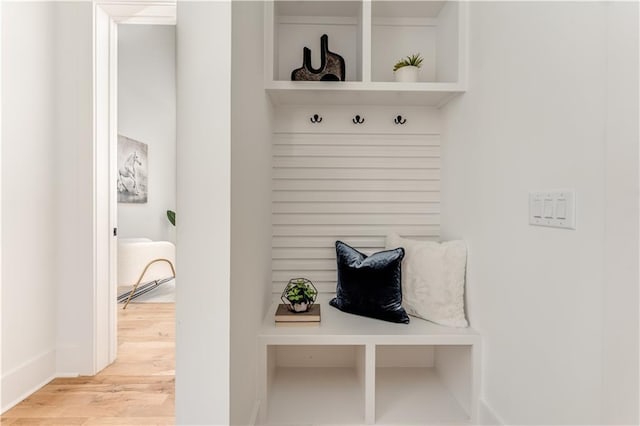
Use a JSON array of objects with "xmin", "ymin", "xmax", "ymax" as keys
[{"xmin": 272, "ymin": 106, "xmax": 441, "ymax": 293}]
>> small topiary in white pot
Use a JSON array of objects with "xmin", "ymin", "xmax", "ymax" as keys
[{"xmin": 393, "ymin": 53, "xmax": 423, "ymax": 83}]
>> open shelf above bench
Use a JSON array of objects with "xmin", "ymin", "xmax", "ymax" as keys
[
  {"xmin": 265, "ymin": 1, "xmax": 468, "ymax": 107},
  {"xmin": 265, "ymin": 81, "xmax": 465, "ymax": 106}
]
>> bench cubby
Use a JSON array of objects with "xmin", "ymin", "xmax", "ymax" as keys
[
  {"xmin": 264, "ymin": 344, "xmax": 366, "ymax": 425},
  {"xmin": 375, "ymin": 345, "xmax": 474, "ymax": 425},
  {"xmin": 258, "ymin": 298, "xmax": 480, "ymax": 425}
]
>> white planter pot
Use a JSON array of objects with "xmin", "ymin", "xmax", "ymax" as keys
[
  {"xmin": 394, "ymin": 66, "xmax": 420, "ymax": 83},
  {"xmin": 292, "ymin": 302, "xmax": 308, "ymax": 312}
]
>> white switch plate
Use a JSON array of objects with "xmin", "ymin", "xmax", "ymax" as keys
[{"xmin": 529, "ymin": 190, "xmax": 575, "ymax": 229}]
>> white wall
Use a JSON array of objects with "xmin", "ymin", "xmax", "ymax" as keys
[
  {"xmin": 270, "ymin": 105, "xmax": 441, "ymax": 294},
  {"xmin": 175, "ymin": 2, "xmax": 232, "ymax": 424},
  {"xmin": 441, "ymin": 2, "xmax": 638, "ymax": 424},
  {"xmin": 2, "ymin": 1, "xmax": 96, "ymax": 408},
  {"xmin": 1, "ymin": 1, "xmax": 58, "ymax": 411},
  {"xmin": 602, "ymin": 2, "xmax": 639, "ymax": 422},
  {"xmin": 0, "ymin": 0, "xmax": 4, "ymax": 410},
  {"xmin": 230, "ymin": 2, "xmax": 274, "ymax": 424},
  {"xmin": 54, "ymin": 0, "xmax": 94, "ymax": 378},
  {"xmin": 118, "ymin": 24, "xmax": 176, "ymax": 243}
]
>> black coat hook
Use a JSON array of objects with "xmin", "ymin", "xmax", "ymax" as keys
[
  {"xmin": 394, "ymin": 115, "xmax": 407, "ymax": 125},
  {"xmin": 310, "ymin": 114, "xmax": 323, "ymax": 124},
  {"xmin": 352, "ymin": 115, "xmax": 365, "ymax": 124}
]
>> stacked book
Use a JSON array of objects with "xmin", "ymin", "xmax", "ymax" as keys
[{"xmin": 275, "ymin": 304, "xmax": 321, "ymax": 326}]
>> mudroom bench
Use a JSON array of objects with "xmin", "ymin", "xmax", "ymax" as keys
[{"xmin": 257, "ymin": 296, "xmax": 481, "ymax": 426}]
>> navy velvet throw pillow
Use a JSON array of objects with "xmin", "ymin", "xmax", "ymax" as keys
[{"xmin": 329, "ymin": 241, "xmax": 409, "ymax": 324}]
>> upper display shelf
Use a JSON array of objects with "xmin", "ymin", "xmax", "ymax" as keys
[{"xmin": 264, "ymin": 0, "xmax": 468, "ymax": 107}]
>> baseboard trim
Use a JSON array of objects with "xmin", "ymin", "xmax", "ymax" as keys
[
  {"xmin": 249, "ymin": 400, "xmax": 260, "ymax": 426},
  {"xmin": 1, "ymin": 348, "xmax": 56, "ymax": 414},
  {"xmin": 55, "ymin": 372, "xmax": 80, "ymax": 378},
  {"xmin": 479, "ymin": 398, "xmax": 505, "ymax": 425}
]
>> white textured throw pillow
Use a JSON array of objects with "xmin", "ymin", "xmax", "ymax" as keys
[{"xmin": 385, "ymin": 233, "xmax": 468, "ymax": 328}]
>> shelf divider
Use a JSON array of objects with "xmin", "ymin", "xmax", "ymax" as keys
[
  {"xmin": 361, "ymin": 0, "xmax": 372, "ymax": 83},
  {"xmin": 264, "ymin": 0, "xmax": 275, "ymax": 85},
  {"xmin": 457, "ymin": 1, "xmax": 469, "ymax": 87}
]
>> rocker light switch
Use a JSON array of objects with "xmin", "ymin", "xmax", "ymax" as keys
[
  {"xmin": 532, "ymin": 199, "xmax": 543, "ymax": 218},
  {"xmin": 555, "ymin": 199, "xmax": 567, "ymax": 219},
  {"xmin": 529, "ymin": 190, "xmax": 575, "ymax": 229},
  {"xmin": 543, "ymin": 199, "xmax": 554, "ymax": 218}
]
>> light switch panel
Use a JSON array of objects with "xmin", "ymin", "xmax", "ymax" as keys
[{"xmin": 529, "ymin": 190, "xmax": 575, "ymax": 229}]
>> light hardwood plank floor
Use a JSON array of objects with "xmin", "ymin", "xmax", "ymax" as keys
[{"xmin": 1, "ymin": 303, "xmax": 175, "ymax": 425}]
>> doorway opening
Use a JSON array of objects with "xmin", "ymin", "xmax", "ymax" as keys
[
  {"xmin": 93, "ymin": 8, "xmax": 177, "ymax": 421},
  {"xmin": 115, "ymin": 24, "xmax": 177, "ymax": 310},
  {"xmin": 112, "ymin": 22, "xmax": 177, "ymax": 402},
  {"xmin": 107, "ymin": 10, "xmax": 178, "ymax": 422},
  {"xmin": 93, "ymin": 0, "xmax": 176, "ymax": 371}
]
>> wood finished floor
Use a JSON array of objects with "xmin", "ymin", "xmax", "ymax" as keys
[{"xmin": 1, "ymin": 303, "xmax": 175, "ymax": 425}]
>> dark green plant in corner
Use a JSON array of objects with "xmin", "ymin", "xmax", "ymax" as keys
[
  {"xmin": 167, "ymin": 210, "xmax": 176, "ymax": 226},
  {"xmin": 393, "ymin": 53, "xmax": 424, "ymax": 72}
]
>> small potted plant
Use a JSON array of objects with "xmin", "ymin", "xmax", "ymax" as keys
[
  {"xmin": 281, "ymin": 278, "xmax": 318, "ymax": 313},
  {"xmin": 393, "ymin": 53, "xmax": 424, "ymax": 83}
]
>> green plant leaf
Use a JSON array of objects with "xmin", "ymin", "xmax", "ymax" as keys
[
  {"xmin": 285, "ymin": 279, "xmax": 317, "ymax": 304},
  {"xmin": 167, "ymin": 210, "xmax": 176, "ymax": 226},
  {"xmin": 393, "ymin": 59, "xmax": 409, "ymax": 72},
  {"xmin": 393, "ymin": 53, "xmax": 423, "ymax": 71}
]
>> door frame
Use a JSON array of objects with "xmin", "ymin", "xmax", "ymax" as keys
[{"xmin": 93, "ymin": 0, "xmax": 176, "ymax": 371}]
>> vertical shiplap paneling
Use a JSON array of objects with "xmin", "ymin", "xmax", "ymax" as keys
[{"xmin": 272, "ymin": 106, "xmax": 441, "ymax": 293}]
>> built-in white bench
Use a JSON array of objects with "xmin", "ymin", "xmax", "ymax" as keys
[{"xmin": 258, "ymin": 296, "xmax": 481, "ymax": 426}]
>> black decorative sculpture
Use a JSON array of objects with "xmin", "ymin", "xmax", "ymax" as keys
[{"xmin": 291, "ymin": 34, "xmax": 346, "ymax": 82}]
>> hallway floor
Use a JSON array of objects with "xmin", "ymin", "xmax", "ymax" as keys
[{"xmin": 1, "ymin": 303, "xmax": 175, "ymax": 425}]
